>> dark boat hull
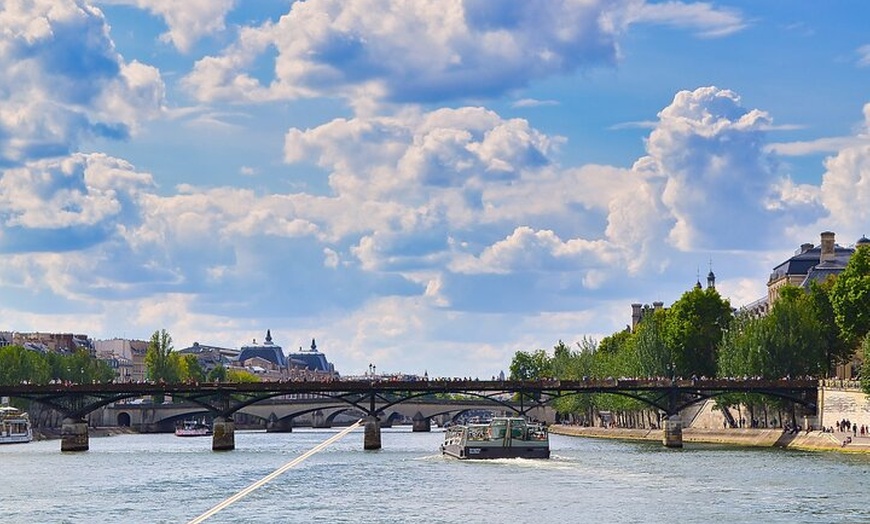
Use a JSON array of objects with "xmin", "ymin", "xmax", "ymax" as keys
[{"xmin": 441, "ymin": 443, "xmax": 550, "ymax": 460}]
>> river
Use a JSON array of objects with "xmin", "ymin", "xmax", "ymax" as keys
[{"xmin": 2, "ymin": 428, "xmax": 869, "ymax": 523}]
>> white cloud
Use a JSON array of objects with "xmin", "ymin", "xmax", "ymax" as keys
[
  {"xmin": 857, "ymin": 44, "xmax": 870, "ymax": 67},
  {"xmin": 183, "ymin": 0, "xmax": 744, "ymax": 106},
  {"xmin": 642, "ymin": 86, "xmax": 781, "ymax": 250},
  {"xmin": 626, "ymin": 1, "xmax": 746, "ymax": 37},
  {"xmin": 96, "ymin": 0, "xmax": 236, "ymax": 52},
  {"xmin": 0, "ymin": 153, "xmax": 152, "ymax": 238},
  {"xmin": 0, "ymin": 0, "xmax": 165, "ymax": 165}
]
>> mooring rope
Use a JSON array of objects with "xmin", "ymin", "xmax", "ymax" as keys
[{"xmin": 187, "ymin": 420, "xmax": 364, "ymax": 524}]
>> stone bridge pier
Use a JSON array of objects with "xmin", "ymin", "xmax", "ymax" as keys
[
  {"xmin": 61, "ymin": 417, "xmax": 89, "ymax": 452},
  {"xmin": 212, "ymin": 416, "xmax": 235, "ymax": 451},
  {"xmin": 662, "ymin": 415, "xmax": 682, "ymax": 448},
  {"xmin": 364, "ymin": 416, "xmax": 381, "ymax": 450},
  {"xmin": 412, "ymin": 412, "xmax": 431, "ymax": 432}
]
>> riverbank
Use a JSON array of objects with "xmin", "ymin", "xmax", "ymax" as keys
[
  {"xmin": 33, "ymin": 426, "xmax": 139, "ymax": 441},
  {"xmin": 550, "ymin": 424, "xmax": 870, "ymax": 453}
]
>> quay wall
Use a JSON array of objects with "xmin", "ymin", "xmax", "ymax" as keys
[
  {"xmin": 551, "ymin": 384, "xmax": 870, "ymax": 453},
  {"xmin": 549, "ymin": 425, "xmax": 855, "ymax": 452}
]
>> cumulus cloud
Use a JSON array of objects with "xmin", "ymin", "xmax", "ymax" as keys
[
  {"xmin": 639, "ymin": 86, "xmax": 782, "ymax": 250},
  {"xmin": 97, "ymin": 0, "xmax": 236, "ymax": 52},
  {"xmin": 183, "ymin": 0, "xmax": 745, "ymax": 106},
  {"xmin": 0, "ymin": 0, "xmax": 165, "ymax": 166},
  {"xmin": 0, "ymin": 153, "xmax": 153, "ymax": 252}
]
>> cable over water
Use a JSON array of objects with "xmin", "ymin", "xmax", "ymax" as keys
[{"xmin": 186, "ymin": 420, "xmax": 364, "ymax": 524}]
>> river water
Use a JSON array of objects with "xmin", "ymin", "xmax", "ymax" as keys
[{"xmin": 2, "ymin": 427, "xmax": 870, "ymax": 523}]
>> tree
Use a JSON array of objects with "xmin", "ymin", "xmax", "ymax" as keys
[
  {"xmin": 180, "ymin": 354, "xmax": 205, "ymax": 383},
  {"xmin": 830, "ymin": 244, "xmax": 870, "ymax": 345},
  {"xmin": 633, "ymin": 308, "xmax": 672, "ymax": 378},
  {"xmin": 764, "ymin": 286, "xmax": 826, "ymax": 378},
  {"xmin": 665, "ymin": 286, "xmax": 732, "ymax": 377},
  {"xmin": 208, "ymin": 364, "xmax": 227, "ymax": 382},
  {"xmin": 226, "ymin": 368, "xmax": 261, "ymax": 383},
  {"xmin": 145, "ymin": 329, "xmax": 179, "ymax": 383},
  {"xmin": 718, "ymin": 287, "xmax": 825, "ymax": 379},
  {"xmin": 509, "ymin": 349, "xmax": 552, "ymax": 380},
  {"xmin": 807, "ymin": 279, "xmax": 851, "ymax": 375}
]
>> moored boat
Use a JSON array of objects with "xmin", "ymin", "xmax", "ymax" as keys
[
  {"xmin": 175, "ymin": 419, "xmax": 212, "ymax": 437},
  {"xmin": 440, "ymin": 416, "xmax": 549, "ymax": 459},
  {"xmin": 0, "ymin": 406, "xmax": 33, "ymax": 444}
]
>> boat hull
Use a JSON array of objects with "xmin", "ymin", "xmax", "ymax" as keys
[{"xmin": 441, "ymin": 442, "xmax": 550, "ymax": 460}]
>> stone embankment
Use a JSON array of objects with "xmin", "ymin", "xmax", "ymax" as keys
[
  {"xmin": 34, "ymin": 426, "xmax": 138, "ymax": 441},
  {"xmin": 550, "ymin": 425, "xmax": 870, "ymax": 453}
]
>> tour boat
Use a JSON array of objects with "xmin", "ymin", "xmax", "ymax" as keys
[
  {"xmin": 0, "ymin": 406, "xmax": 33, "ymax": 444},
  {"xmin": 175, "ymin": 419, "xmax": 212, "ymax": 437},
  {"xmin": 440, "ymin": 417, "xmax": 549, "ymax": 459}
]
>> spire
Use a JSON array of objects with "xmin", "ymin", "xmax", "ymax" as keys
[
  {"xmin": 695, "ymin": 267, "xmax": 702, "ymax": 289},
  {"xmin": 265, "ymin": 329, "xmax": 272, "ymax": 344},
  {"xmin": 707, "ymin": 259, "xmax": 716, "ymax": 289},
  {"xmin": 310, "ymin": 338, "xmax": 317, "ymax": 352}
]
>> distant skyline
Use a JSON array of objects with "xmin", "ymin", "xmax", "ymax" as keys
[{"xmin": 1, "ymin": 1, "xmax": 870, "ymax": 378}]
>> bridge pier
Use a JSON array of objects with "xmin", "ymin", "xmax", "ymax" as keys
[
  {"xmin": 312, "ymin": 410, "xmax": 333, "ymax": 428},
  {"xmin": 212, "ymin": 416, "xmax": 235, "ymax": 451},
  {"xmin": 61, "ymin": 417, "xmax": 89, "ymax": 452},
  {"xmin": 412, "ymin": 412, "xmax": 431, "ymax": 432},
  {"xmin": 266, "ymin": 417, "xmax": 293, "ymax": 433},
  {"xmin": 662, "ymin": 415, "xmax": 683, "ymax": 448},
  {"xmin": 364, "ymin": 416, "xmax": 381, "ymax": 450}
]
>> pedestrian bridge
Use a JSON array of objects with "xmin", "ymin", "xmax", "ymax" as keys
[
  {"xmin": 0, "ymin": 377, "xmax": 817, "ymax": 452},
  {"xmin": 101, "ymin": 396, "xmax": 551, "ymax": 433}
]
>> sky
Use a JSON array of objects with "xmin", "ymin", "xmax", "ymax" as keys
[{"xmin": 2, "ymin": 1, "xmax": 870, "ymax": 379}]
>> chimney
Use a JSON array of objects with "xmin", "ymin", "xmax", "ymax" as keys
[
  {"xmin": 631, "ymin": 303, "xmax": 642, "ymax": 330},
  {"xmin": 820, "ymin": 231, "xmax": 835, "ymax": 263},
  {"xmin": 799, "ymin": 243, "xmax": 813, "ymax": 254}
]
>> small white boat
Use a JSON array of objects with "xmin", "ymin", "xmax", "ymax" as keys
[
  {"xmin": 0, "ymin": 406, "xmax": 33, "ymax": 444},
  {"xmin": 175, "ymin": 419, "xmax": 212, "ymax": 437}
]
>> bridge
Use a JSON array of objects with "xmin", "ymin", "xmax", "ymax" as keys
[{"xmin": 0, "ymin": 377, "xmax": 818, "ymax": 451}]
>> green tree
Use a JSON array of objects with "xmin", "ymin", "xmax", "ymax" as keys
[
  {"xmin": 509, "ymin": 349, "xmax": 552, "ymax": 380},
  {"xmin": 765, "ymin": 286, "xmax": 826, "ymax": 377},
  {"xmin": 208, "ymin": 364, "xmax": 228, "ymax": 382},
  {"xmin": 180, "ymin": 354, "xmax": 206, "ymax": 383},
  {"xmin": 718, "ymin": 287, "xmax": 825, "ymax": 379},
  {"xmin": 145, "ymin": 329, "xmax": 180, "ymax": 383},
  {"xmin": 0, "ymin": 345, "xmax": 50, "ymax": 385},
  {"xmin": 830, "ymin": 244, "xmax": 870, "ymax": 345},
  {"xmin": 807, "ymin": 279, "xmax": 851, "ymax": 375},
  {"xmin": 665, "ymin": 286, "xmax": 732, "ymax": 377},
  {"xmin": 633, "ymin": 308, "xmax": 671, "ymax": 378},
  {"xmin": 226, "ymin": 368, "xmax": 261, "ymax": 383}
]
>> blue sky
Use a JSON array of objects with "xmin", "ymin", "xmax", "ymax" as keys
[{"xmin": 2, "ymin": 1, "xmax": 870, "ymax": 378}]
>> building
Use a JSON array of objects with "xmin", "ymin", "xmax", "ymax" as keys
[
  {"xmin": 745, "ymin": 231, "xmax": 870, "ymax": 317},
  {"xmin": 237, "ymin": 330, "xmax": 288, "ymax": 371},
  {"xmin": 11, "ymin": 332, "xmax": 94, "ymax": 355},
  {"xmin": 94, "ymin": 338, "xmax": 149, "ymax": 382},
  {"xmin": 287, "ymin": 338, "xmax": 336, "ymax": 375},
  {"xmin": 176, "ymin": 342, "xmax": 238, "ymax": 375}
]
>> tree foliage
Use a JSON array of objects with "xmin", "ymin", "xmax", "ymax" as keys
[
  {"xmin": 0, "ymin": 345, "xmax": 113, "ymax": 385},
  {"xmin": 144, "ymin": 329, "xmax": 179, "ymax": 383},
  {"xmin": 665, "ymin": 286, "xmax": 731, "ymax": 377},
  {"xmin": 830, "ymin": 244, "xmax": 870, "ymax": 345},
  {"xmin": 509, "ymin": 349, "xmax": 552, "ymax": 380}
]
